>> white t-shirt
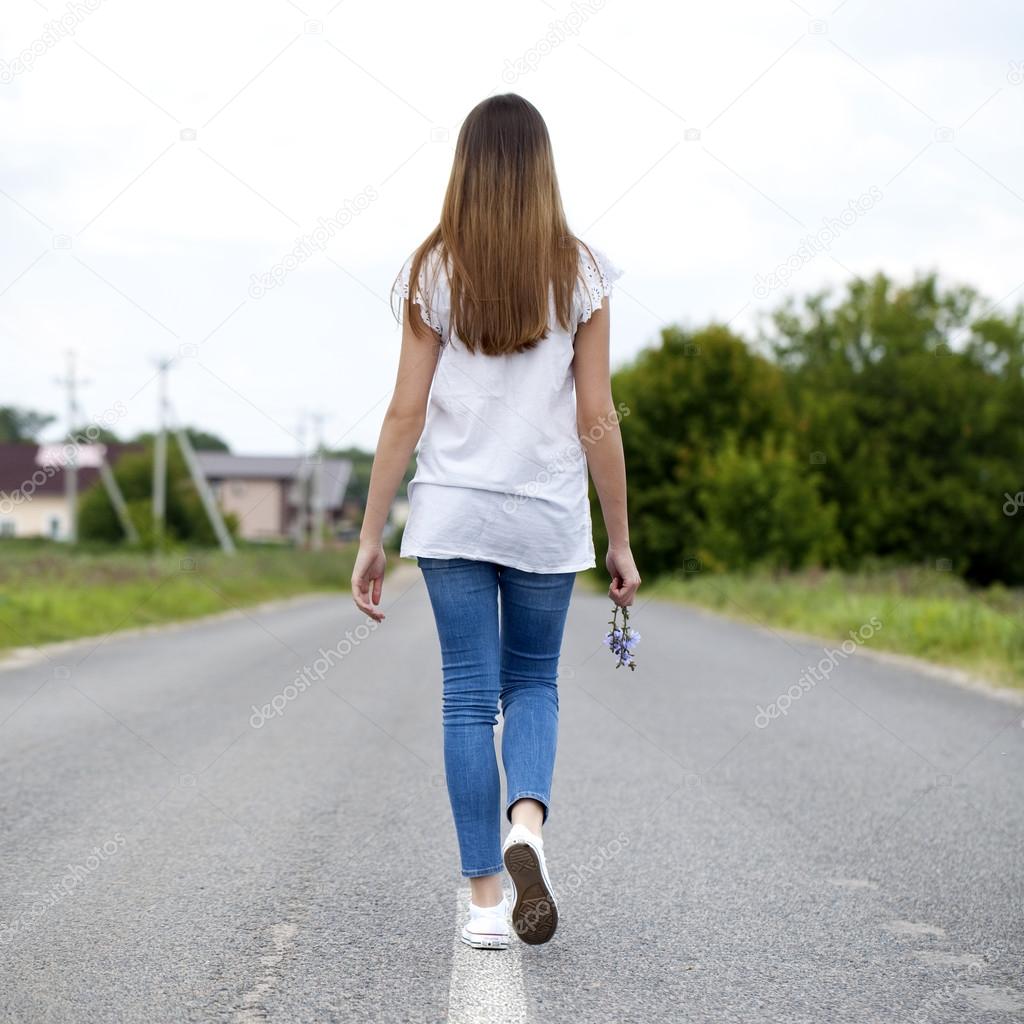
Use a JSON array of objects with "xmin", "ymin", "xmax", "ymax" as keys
[{"xmin": 394, "ymin": 241, "xmax": 622, "ymax": 574}]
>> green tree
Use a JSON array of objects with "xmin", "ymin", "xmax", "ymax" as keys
[
  {"xmin": 606, "ymin": 324, "xmax": 795, "ymax": 575},
  {"xmin": 767, "ymin": 273, "xmax": 1024, "ymax": 584},
  {"xmin": 331, "ymin": 446, "xmax": 375, "ymax": 507},
  {"xmin": 696, "ymin": 433, "xmax": 842, "ymax": 572},
  {"xmin": 131, "ymin": 427, "xmax": 230, "ymax": 452},
  {"xmin": 0, "ymin": 406, "xmax": 55, "ymax": 442},
  {"xmin": 604, "ymin": 273, "xmax": 1024, "ymax": 584}
]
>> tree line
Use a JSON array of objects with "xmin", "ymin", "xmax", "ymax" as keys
[
  {"xmin": 601, "ymin": 272, "xmax": 1024, "ymax": 586},
  {"xmin": 6, "ymin": 271, "xmax": 1021, "ymax": 582}
]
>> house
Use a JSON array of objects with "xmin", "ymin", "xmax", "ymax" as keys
[
  {"xmin": 0, "ymin": 442, "xmax": 141, "ymax": 540},
  {"xmin": 195, "ymin": 453, "xmax": 353, "ymax": 542},
  {"xmin": 0, "ymin": 443, "xmax": 353, "ymax": 544}
]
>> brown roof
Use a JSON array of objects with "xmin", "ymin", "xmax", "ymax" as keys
[{"xmin": 0, "ymin": 443, "xmax": 143, "ymax": 497}]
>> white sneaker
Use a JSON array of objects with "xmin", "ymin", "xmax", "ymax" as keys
[
  {"xmin": 460, "ymin": 895, "xmax": 511, "ymax": 950},
  {"xmin": 502, "ymin": 824, "xmax": 558, "ymax": 945}
]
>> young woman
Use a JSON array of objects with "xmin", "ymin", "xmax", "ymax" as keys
[{"xmin": 351, "ymin": 93, "xmax": 640, "ymax": 949}]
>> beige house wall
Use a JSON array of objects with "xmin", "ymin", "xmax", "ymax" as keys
[
  {"xmin": 214, "ymin": 478, "xmax": 284, "ymax": 540},
  {"xmin": 0, "ymin": 480, "xmax": 292, "ymax": 543},
  {"xmin": 0, "ymin": 494, "xmax": 69, "ymax": 539}
]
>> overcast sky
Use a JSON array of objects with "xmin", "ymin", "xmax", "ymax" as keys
[{"xmin": 2, "ymin": 0, "xmax": 1022, "ymax": 454}]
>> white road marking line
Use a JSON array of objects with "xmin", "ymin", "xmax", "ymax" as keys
[
  {"xmin": 232, "ymin": 921, "xmax": 299, "ymax": 1023},
  {"xmin": 447, "ymin": 890, "xmax": 529, "ymax": 1024},
  {"xmin": 886, "ymin": 920, "xmax": 947, "ymax": 938},
  {"xmin": 912, "ymin": 951, "xmax": 988, "ymax": 968},
  {"xmin": 828, "ymin": 877, "xmax": 880, "ymax": 890},
  {"xmin": 961, "ymin": 985, "xmax": 1024, "ymax": 1012}
]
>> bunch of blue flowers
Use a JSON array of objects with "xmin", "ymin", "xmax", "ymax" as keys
[{"xmin": 604, "ymin": 604, "xmax": 640, "ymax": 671}]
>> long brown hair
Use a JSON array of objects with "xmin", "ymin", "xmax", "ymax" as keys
[{"xmin": 396, "ymin": 94, "xmax": 585, "ymax": 355}]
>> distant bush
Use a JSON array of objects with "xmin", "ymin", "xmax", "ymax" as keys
[
  {"xmin": 78, "ymin": 445, "xmax": 238, "ymax": 549},
  {"xmin": 695, "ymin": 433, "xmax": 842, "ymax": 573}
]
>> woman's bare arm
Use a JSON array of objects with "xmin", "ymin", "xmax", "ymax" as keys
[
  {"xmin": 351, "ymin": 303, "xmax": 440, "ymax": 620},
  {"xmin": 572, "ymin": 299, "xmax": 641, "ymax": 606}
]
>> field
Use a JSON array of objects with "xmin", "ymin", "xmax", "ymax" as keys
[
  {"xmin": 637, "ymin": 566, "xmax": 1024, "ymax": 689},
  {"xmin": 0, "ymin": 540, "xmax": 356, "ymax": 652},
  {"xmin": 4, "ymin": 542, "xmax": 1022, "ymax": 690}
]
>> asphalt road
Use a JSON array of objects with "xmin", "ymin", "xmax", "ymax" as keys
[{"xmin": 1, "ymin": 564, "xmax": 1022, "ymax": 1024}]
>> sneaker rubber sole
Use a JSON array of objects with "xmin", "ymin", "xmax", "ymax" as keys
[
  {"xmin": 503, "ymin": 842, "xmax": 558, "ymax": 945},
  {"xmin": 460, "ymin": 929, "xmax": 510, "ymax": 950}
]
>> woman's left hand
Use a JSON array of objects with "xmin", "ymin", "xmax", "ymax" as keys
[{"xmin": 351, "ymin": 542, "xmax": 387, "ymax": 621}]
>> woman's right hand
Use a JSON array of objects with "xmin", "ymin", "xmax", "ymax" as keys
[
  {"xmin": 351, "ymin": 541, "xmax": 387, "ymax": 622},
  {"xmin": 606, "ymin": 545, "xmax": 641, "ymax": 607}
]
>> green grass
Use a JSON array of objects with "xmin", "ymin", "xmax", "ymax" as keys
[
  {"xmin": 0, "ymin": 539, "xmax": 357, "ymax": 652},
  {"xmin": 632, "ymin": 566, "xmax": 1024, "ymax": 689},
  {"xmin": 6, "ymin": 541, "xmax": 1021, "ymax": 689}
]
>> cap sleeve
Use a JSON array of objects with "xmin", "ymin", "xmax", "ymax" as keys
[
  {"xmin": 576, "ymin": 243, "xmax": 623, "ymax": 326},
  {"xmin": 395, "ymin": 252, "xmax": 446, "ymax": 338}
]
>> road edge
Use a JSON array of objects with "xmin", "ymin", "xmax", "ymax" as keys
[{"xmin": 0, "ymin": 591, "xmax": 340, "ymax": 674}]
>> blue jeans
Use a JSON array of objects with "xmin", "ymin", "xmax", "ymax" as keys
[{"xmin": 418, "ymin": 557, "xmax": 577, "ymax": 877}]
